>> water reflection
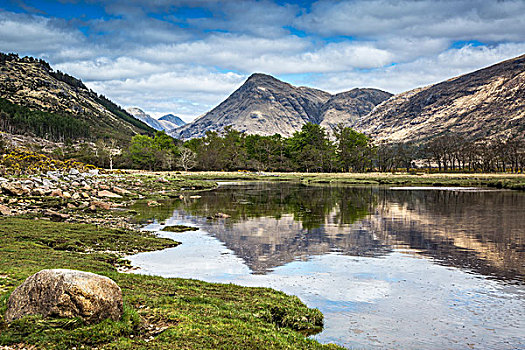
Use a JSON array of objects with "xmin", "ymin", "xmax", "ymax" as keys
[
  {"xmin": 128, "ymin": 182, "xmax": 525, "ymax": 349},
  {"xmin": 131, "ymin": 182, "xmax": 525, "ymax": 281}
]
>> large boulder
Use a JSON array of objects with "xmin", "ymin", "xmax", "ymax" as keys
[{"xmin": 5, "ymin": 269, "xmax": 123, "ymax": 323}]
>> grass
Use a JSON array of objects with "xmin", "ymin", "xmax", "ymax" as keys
[{"xmin": 0, "ymin": 217, "xmax": 341, "ymax": 350}]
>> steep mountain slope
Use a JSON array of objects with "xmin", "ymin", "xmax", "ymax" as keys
[
  {"xmin": 0, "ymin": 53, "xmax": 154, "ymax": 142},
  {"xmin": 159, "ymin": 114, "xmax": 186, "ymax": 128},
  {"xmin": 319, "ymin": 88, "xmax": 393, "ymax": 131},
  {"xmin": 126, "ymin": 107, "xmax": 164, "ymax": 131},
  {"xmin": 171, "ymin": 73, "xmax": 332, "ymax": 139},
  {"xmin": 356, "ymin": 54, "xmax": 525, "ymax": 142}
]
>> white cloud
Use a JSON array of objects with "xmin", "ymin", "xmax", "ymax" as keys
[
  {"xmin": 314, "ymin": 42, "xmax": 525, "ymax": 94},
  {"xmin": 0, "ymin": 1, "xmax": 524, "ymax": 121},
  {"xmin": 0, "ymin": 12, "xmax": 83, "ymax": 55},
  {"xmin": 296, "ymin": 0, "xmax": 525, "ymax": 42}
]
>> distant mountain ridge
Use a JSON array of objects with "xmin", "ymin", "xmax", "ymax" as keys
[
  {"xmin": 159, "ymin": 114, "xmax": 185, "ymax": 128},
  {"xmin": 171, "ymin": 73, "xmax": 333, "ymax": 139},
  {"xmin": 126, "ymin": 108, "xmax": 186, "ymax": 131},
  {"xmin": 319, "ymin": 88, "xmax": 393, "ymax": 132},
  {"xmin": 171, "ymin": 73, "xmax": 390, "ymax": 139},
  {"xmin": 126, "ymin": 107, "xmax": 165, "ymax": 131}
]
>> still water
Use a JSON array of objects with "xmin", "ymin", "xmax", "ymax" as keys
[{"xmin": 127, "ymin": 182, "xmax": 525, "ymax": 349}]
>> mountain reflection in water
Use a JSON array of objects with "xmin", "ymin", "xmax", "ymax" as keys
[{"xmin": 131, "ymin": 182, "xmax": 525, "ymax": 282}]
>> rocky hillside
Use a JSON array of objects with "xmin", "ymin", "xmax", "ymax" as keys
[
  {"xmin": 171, "ymin": 73, "xmax": 334, "ymax": 139},
  {"xmin": 319, "ymin": 88, "xmax": 393, "ymax": 132},
  {"xmin": 0, "ymin": 53, "xmax": 154, "ymax": 143},
  {"xmin": 356, "ymin": 54, "xmax": 525, "ymax": 142}
]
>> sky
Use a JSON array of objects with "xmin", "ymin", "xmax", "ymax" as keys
[{"xmin": 1, "ymin": 0, "xmax": 524, "ymax": 122}]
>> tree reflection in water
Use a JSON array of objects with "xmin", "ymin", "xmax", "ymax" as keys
[{"xmin": 131, "ymin": 182, "xmax": 525, "ymax": 281}]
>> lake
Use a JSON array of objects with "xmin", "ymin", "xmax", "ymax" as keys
[{"xmin": 127, "ymin": 182, "xmax": 525, "ymax": 349}]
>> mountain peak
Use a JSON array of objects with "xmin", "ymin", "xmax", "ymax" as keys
[
  {"xmin": 126, "ymin": 107, "xmax": 147, "ymax": 117},
  {"xmin": 170, "ymin": 73, "xmax": 391, "ymax": 139},
  {"xmin": 246, "ymin": 73, "xmax": 277, "ymax": 82},
  {"xmin": 159, "ymin": 114, "xmax": 185, "ymax": 127}
]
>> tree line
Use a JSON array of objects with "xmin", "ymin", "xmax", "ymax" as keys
[{"xmin": 115, "ymin": 124, "xmax": 524, "ymax": 173}]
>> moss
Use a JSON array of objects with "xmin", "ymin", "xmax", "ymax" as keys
[{"xmin": 161, "ymin": 225, "xmax": 198, "ymax": 232}]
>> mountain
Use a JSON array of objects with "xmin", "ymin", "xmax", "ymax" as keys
[
  {"xmin": 171, "ymin": 73, "xmax": 333, "ymax": 139},
  {"xmin": 319, "ymin": 88, "xmax": 393, "ymax": 131},
  {"xmin": 158, "ymin": 114, "xmax": 185, "ymax": 131},
  {"xmin": 126, "ymin": 107, "xmax": 165, "ymax": 131},
  {"xmin": 159, "ymin": 114, "xmax": 185, "ymax": 128},
  {"xmin": 0, "ymin": 53, "xmax": 154, "ymax": 143},
  {"xmin": 125, "ymin": 109, "xmax": 186, "ymax": 132},
  {"xmin": 355, "ymin": 54, "xmax": 525, "ymax": 142}
]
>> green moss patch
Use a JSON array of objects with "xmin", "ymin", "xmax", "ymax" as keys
[{"xmin": 161, "ymin": 225, "xmax": 199, "ymax": 232}]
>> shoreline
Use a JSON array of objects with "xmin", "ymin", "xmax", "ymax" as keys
[
  {"xmin": 0, "ymin": 172, "xmax": 342, "ymax": 349},
  {"xmin": 1, "ymin": 170, "xmax": 523, "ymax": 349},
  {"xmin": 127, "ymin": 170, "xmax": 525, "ymax": 191}
]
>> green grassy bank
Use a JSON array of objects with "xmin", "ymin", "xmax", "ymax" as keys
[
  {"xmin": 163, "ymin": 171, "xmax": 525, "ymax": 191},
  {"xmin": 0, "ymin": 217, "xmax": 340, "ymax": 349}
]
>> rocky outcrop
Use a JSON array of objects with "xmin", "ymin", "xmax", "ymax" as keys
[
  {"xmin": 355, "ymin": 54, "xmax": 525, "ymax": 142},
  {"xmin": 5, "ymin": 269, "xmax": 123, "ymax": 323}
]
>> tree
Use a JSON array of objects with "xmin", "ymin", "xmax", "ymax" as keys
[
  {"xmin": 334, "ymin": 124, "xmax": 373, "ymax": 172},
  {"xmin": 128, "ymin": 135, "xmax": 157, "ymax": 170},
  {"xmin": 178, "ymin": 147, "xmax": 197, "ymax": 171},
  {"xmin": 288, "ymin": 123, "xmax": 334, "ymax": 172}
]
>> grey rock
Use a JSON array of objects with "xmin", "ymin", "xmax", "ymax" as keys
[
  {"xmin": 0, "ymin": 204, "xmax": 11, "ymax": 215},
  {"xmin": 43, "ymin": 209, "xmax": 69, "ymax": 221},
  {"xmin": 5, "ymin": 269, "xmax": 123, "ymax": 323},
  {"xmin": 97, "ymin": 190, "xmax": 122, "ymax": 198},
  {"xmin": 1, "ymin": 182, "xmax": 29, "ymax": 196},
  {"xmin": 31, "ymin": 188, "xmax": 47, "ymax": 196},
  {"xmin": 69, "ymin": 168, "xmax": 80, "ymax": 175}
]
